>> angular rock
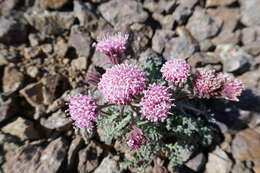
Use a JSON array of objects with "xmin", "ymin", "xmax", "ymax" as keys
[
  {"xmin": 20, "ymin": 82, "xmax": 44, "ymax": 107},
  {"xmin": 54, "ymin": 38, "xmax": 69, "ymax": 57},
  {"xmin": 0, "ymin": 0, "xmax": 20, "ymax": 16},
  {"xmin": 71, "ymin": 57, "xmax": 88, "ymax": 70},
  {"xmin": 98, "ymin": 0, "xmax": 148, "ymax": 27},
  {"xmin": 2, "ymin": 65, "xmax": 24, "ymax": 93},
  {"xmin": 78, "ymin": 141, "xmax": 103, "ymax": 173},
  {"xmin": 26, "ymin": 66, "xmax": 39, "ymax": 78},
  {"xmin": 0, "ymin": 16, "xmax": 27, "ymax": 45},
  {"xmin": 238, "ymin": 67, "xmax": 260, "ymax": 88},
  {"xmin": 153, "ymin": 13, "xmax": 174, "ymax": 30},
  {"xmin": 232, "ymin": 128, "xmax": 260, "ymax": 169},
  {"xmin": 23, "ymin": 46, "xmax": 43, "ymax": 59},
  {"xmin": 231, "ymin": 163, "xmax": 253, "ymax": 173},
  {"xmin": 242, "ymin": 41, "xmax": 260, "ymax": 56},
  {"xmin": 188, "ymin": 52, "xmax": 221, "ymax": 68},
  {"xmin": 42, "ymin": 0, "xmax": 71, "ymax": 10},
  {"xmin": 186, "ymin": 7, "xmax": 222, "ymax": 41},
  {"xmin": 94, "ymin": 155, "xmax": 120, "ymax": 173},
  {"xmin": 40, "ymin": 110, "xmax": 72, "ymax": 131},
  {"xmin": 143, "ymin": 0, "xmax": 177, "ymax": 14},
  {"xmin": 206, "ymin": 147, "xmax": 233, "ymax": 173},
  {"xmin": 186, "ymin": 153, "xmax": 206, "ymax": 172},
  {"xmin": 215, "ymin": 44, "xmax": 252, "ymax": 73},
  {"xmin": 0, "ymin": 53, "xmax": 8, "ymax": 66},
  {"xmin": 152, "ymin": 29, "xmax": 175, "ymax": 54},
  {"xmin": 0, "ymin": 96, "xmax": 12, "ymax": 123},
  {"xmin": 28, "ymin": 33, "xmax": 41, "ymax": 47},
  {"xmin": 206, "ymin": 0, "xmax": 237, "ymax": 7},
  {"xmin": 242, "ymin": 26, "xmax": 260, "ymax": 45},
  {"xmin": 163, "ymin": 36, "xmax": 199, "ymax": 59},
  {"xmin": 241, "ymin": 0, "xmax": 260, "ymax": 26},
  {"xmin": 69, "ymin": 25, "xmax": 92, "ymax": 57},
  {"xmin": 172, "ymin": 4, "xmax": 192, "ymax": 25},
  {"xmin": 2, "ymin": 117, "xmax": 39, "ymax": 141},
  {"xmin": 25, "ymin": 10, "xmax": 75, "ymax": 35},
  {"xmin": 67, "ymin": 136, "xmax": 84, "ymax": 170}
]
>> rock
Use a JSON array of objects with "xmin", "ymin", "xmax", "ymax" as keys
[
  {"xmin": 69, "ymin": 25, "xmax": 92, "ymax": 57},
  {"xmin": 23, "ymin": 46, "xmax": 43, "ymax": 59},
  {"xmin": 94, "ymin": 155, "xmax": 121, "ymax": 173},
  {"xmin": 163, "ymin": 36, "xmax": 199, "ymax": 59},
  {"xmin": 54, "ymin": 38, "xmax": 69, "ymax": 57},
  {"xmin": 238, "ymin": 67, "xmax": 260, "ymax": 88},
  {"xmin": 206, "ymin": 147, "xmax": 233, "ymax": 173},
  {"xmin": 20, "ymin": 82, "xmax": 44, "ymax": 107},
  {"xmin": 0, "ymin": 0, "xmax": 20, "ymax": 16},
  {"xmin": 143, "ymin": 0, "xmax": 177, "ymax": 14},
  {"xmin": 242, "ymin": 27, "xmax": 260, "ymax": 45},
  {"xmin": 0, "ymin": 96, "xmax": 13, "ymax": 123},
  {"xmin": 152, "ymin": 29, "xmax": 175, "ymax": 54},
  {"xmin": 78, "ymin": 141, "xmax": 103, "ymax": 173},
  {"xmin": 4, "ymin": 138, "xmax": 68, "ymax": 173},
  {"xmin": 92, "ymin": 51, "xmax": 112, "ymax": 69},
  {"xmin": 25, "ymin": 10, "xmax": 75, "ymax": 35},
  {"xmin": 0, "ymin": 16, "xmax": 27, "ymax": 45},
  {"xmin": 206, "ymin": 0, "xmax": 237, "ymax": 7},
  {"xmin": 188, "ymin": 52, "xmax": 221, "ymax": 68},
  {"xmin": 2, "ymin": 65, "xmax": 24, "ymax": 93},
  {"xmin": 199, "ymin": 39, "xmax": 214, "ymax": 51},
  {"xmin": 0, "ymin": 53, "xmax": 8, "ymax": 66},
  {"xmin": 232, "ymin": 128, "xmax": 260, "ymax": 170},
  {"xmin": 40, "ymin": 110, "xmax": 72, "ymax": 131},
  {"xmin": 98, "ymin": 0, "xmax": 148, "ymax": 27},
  {"xmin": 232, "ymin": 163, "xmax": 253, "ymax": 173},
  {"xmin": 215, "ymin": 44, "xmax": 252, "ymax": 73},
  {"xmin": 71, "ymin": 57, "xmax": 87, "ymax": 70},
  {"xmin": 0, "ymin": 132, "xmax": 21, "ymax": 156},
  {"xmin": 73, "ymin": 1, "xmax": 111, "ymax": 39},
  {"xmin": 41, "ymin": 44, "xmax": 53, "ymax": 54},
  {"xmin": 186, "ymin": 7, "xmax": 222, "ymax": 41},
  {"xmin": 26, "ymin": 66, "xmax": 39, "ymax": 78},
  {"xmin": 28, "ymin": 34, "xmax": 41, "ymax": 47},
  {"xmin": 67, "ymin": 136, "xmax": 84, "ymax": 170},
  {"xmin": 153, "ymin": 13, "xmax": 174, "ymax": 30},
  {"xmin": 2, "ymin": 117, "xmax": 39, "ymax": 141},
  {"xmin": 241, "ymin": 0, "xmax": 260, "ymax": 26},
  {"xmin": 42, "ymin": 0, "xmax": 71, "ymax": 9},
  {"xmin": 207, "ymin": 7, "xmax": 240, "ymax": 45},
  {"xmin": 185, "ymin": 153, "xmax": 206, "ymax": 172},
  {"xmin": 243, "ymin": 41, "xmax": 260, "ymax": 56},
  {"xmin": 172, "ymin": 4, "xmax": 192, "ymax": 25}
]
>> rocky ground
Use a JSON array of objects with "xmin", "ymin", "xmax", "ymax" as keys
[{"xmin": 0, "ymin": 0, "xmax": 260, "ymax": 172}]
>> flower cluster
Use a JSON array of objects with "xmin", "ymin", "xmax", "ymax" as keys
[
  {"xmin": 126, "ymin": 127, "xmax": 146, "ymax": 150},
  {"xmin": 98, "ymin": 64, "xmax": 147, "ymax": 104},
  {"xmin": 140, "ymin": 84, "xmax": 173, "ymax": 122},
  {"xmin": 95, "ymin": 31, "xmax": 129, "ymax": 64},
  {"xmin": 68, "ymin": 95, "xmax": 98, "ymax": 129},
  {"xmin": 161, "ymin": 59, "xmax": 190, "ymax": 89}
]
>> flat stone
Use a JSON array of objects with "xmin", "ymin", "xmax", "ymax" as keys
[
  {"xmin": 94, "ymin": 155, "xmax": 120, "ymax": 173},
  {"xmin": 186, "ymin": 7, "xmax": 222, "ymax": 41},
  {"xmin": 241, "ymin": 0, "xmax": 260, "ymax": 26},
  {"xmin": 163, "ymin": 36, "xmax": 199, "ymax": 59},
  {"xmin": 0, "ymin": 16, "xmax": 27, "ymax": 45},
  {"xmin": 2, "ymin": 65, "xmax": 24, "ymax": 93},
  {"xmin": 206, "ymin": 0, "xmax": 237, "ymax": 7},
  {"xmin": 42, "ymin": 0, "xmax": 71, "ymax": 9},
  {"xmin": 40, "ymin": 110, "xmax": 72, "ymax": 131},
  {"xmin": 215, "ymin": 44, "xmax": 252, "ymax": 73},
  {"xmin": 69, "ymin": 25, "xmax": 92, "ymax": 57},
  {"xmin": 152, "ymin": 29, "xmax": 175, "ymax": 54},
  {"xmin": 206, "ymin": 147, "xmax": 233, "ymax": 173},
  {"xmin": 186, "ymin": 153, "xmax": 206, "ymax": 172},
  {"xmin": 98, "ymin": 0, "xmax": 148, "ymax": 27},
  {"xmin": 25, "ymin": 10, "xmax": 75, "ymax": 35},
  {"xmin": 78, "ymin": 141, "xmax": 103, "ymax": 173},
  {"xmin": 2, "ymin": 117, "xmax": 39, "ymax": 141},
  {"xmin": 232, "ymin": 128, "xmax": 260, "ymax": 168},
  {"xmin": 20, "ymin": 82, "xmax": 44, "ymax": 107}
]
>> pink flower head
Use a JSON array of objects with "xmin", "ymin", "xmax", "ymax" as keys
[
  {"xmin": 161, "ymin": 59, "xmax": 190, "ymax": 89},
  {"xmin": 98, "ymin": 64, "xmax": 147, "ymax": 104},
  {"xmin": 192, "ymin": 69, "xmax": 223, "ymax": 99},
  {"xmin": 126, "ymin": 127, "xmax": 146, "ymax": 150},
  {"xmin": 95, "ymin": 31, "xmax": 129, "ymax": 64},
  {"xmin": 140, "ymin": 84, "xmax": 173, "ymax": 122},
  {"xmin": 68, "ymin": 95, "xmax": 98, "ymax": 130},
  {"xmin": 218, "ymin": 74, "xmax": 244, "ymax": 101}
]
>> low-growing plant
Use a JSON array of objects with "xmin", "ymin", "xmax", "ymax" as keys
[{"xmin": 67, "ymin": 30, "xmax": 244, "ymax": 171}]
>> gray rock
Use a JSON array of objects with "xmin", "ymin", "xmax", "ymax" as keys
[
  {"xmin": 206, "ymin": 0, "xmax": 237, "ymax": 7},
  {"xmin": 163, "ymin": 36, "xmax": 199, "ymax": 59},
  {"xmin": 153, "ymin": 13, "xmax": 174, "ymax": 30},
  {"xmin": 0, "ymin": 16, "xmax": 27, "ymax": 45},
  {"xmin": 152, "ymin": 29, "xmax": 175, "ymax": 54},
  {"xmin": 23, "ymin": 46, "xmax": 43, "ymax": 59},
  {"xmin": 25, "ymin": 10, "xmax": 75, "ymax": 35},
  {"xmin": 78, "ymin": 141, "xmax": 103, "ymax": 173},
  {"xmin": 0, "ymin": 53, "xmax": 8, "ymax": 66},
  {"xmin": 2, "ymin": 117, "xmax": 39, "ymax": 141},
  {"xmin": 186, "ymin": 153, "xmax": 206, "ymax": 172},
  {"xmin": 0, "ymin": 0, "xmax": 20, "ymax": 16},
  {"xmin": 143, "ymin": 0, "xmax": 177, "ymax": 14},
  {"xmin": 28, "ymin": 34, "xmax": 41, "ymax": 47},
  {"xmin": 0, "ymin": 96, "xmax": 12, "ymax": 123},
  {"xmin": 231, "ymin": 163, "xmax": 253, "ymax": 173},
  {"xmin": 205, "ymin": 147, "xmax": 233, "ymax": 173},
  {"xmin": 94, "ymin": 155, "xmax": 121, "ymax": 173},
  {"xmin": 242, "ymin": 41, "xmax": 260, "ymax": 56},
  {"xmin": 26, "ymin": 66, "xmax": 39, "ymax": 78},
  {"xmin": 67, "ymin": 136, "xmax": 84, "ymax": 170},
  {"xmin": 71, "ymin": 57, "xmax": 88, "ymax": 70},
  {"xmin": 186, "ymin": 7, "xmax": 222, "ymax": 41},
  {"xmin": 172, "ymin": 4, "xmax": 192, "ymax": 25},
  {"xmin": 98, "ymin": 0, "xmax": 148, "ymax": 27},
  {"xmin": 188, "ymin": 52, "xmax": 221, "ymax": 68},
  {"xmin": 54, "ymin": 38, "xmax": 69, "ymax": 57},
  {"xmin": 2, "ymin": 65, "xmax": 24, "ymax": 93},
  {"xmin": 216, "ymin": 44, "xmax": 253, "ymax": 73},
  {"xmin": 40, "ymin": 110, "xmax": 72, "ymax": 131},
  {"xmin": 241, "ymin": 0, "xmax": 260, "ymax": 26},
  {"xmin": 242, "ymin": 26, "xmax": 260, "ymax": 45},
  {"xmin": 69, "ymin": 25, "xmax": 92, "ymax": 57}
]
